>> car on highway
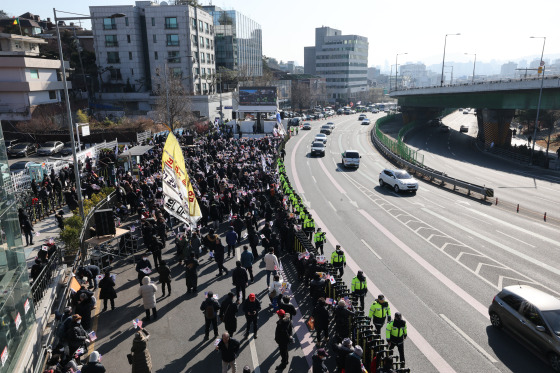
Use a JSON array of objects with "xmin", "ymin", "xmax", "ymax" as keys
[
  {"xmin": 371, "ymin": 108, "xmax": 379, "ymax": 113},
  {"xmin": 344, "ymin": 109, "xmax": 351, "ymax": 115},
  {"xmin": 320, "ymin": 125, "xmax": 332, "ymax": 135},
  {"xmin": 9, "ymin": 161, "xmax": 39, "ymax": 173},
  {"xmin": 358, "ymin": 114, "xmax": 367, "ymax": 121},
  {"xmin": 489, "ymin": 285, "xmax": 560, "ymax": 371},
  {"xmin": 463, "ymin": 109, "xmax": 470, "ymax": 114},
  {"xmin": 4, "ymin": 139, "xmax": 18, "ymax": 152},
  {"xmin": 302, "ymin": 123, "xmax": 312, "ymax": 130},
  {"xmin": 37, "ymin": 141, "xmax": 64, "ymax": 156},
  {"xmin": 361, "ymin": 118, "xmax": 371, "ymax": 125},
  {"xmin": 314, "ymin": 133, "xmax": 328, "ymax": 144},
  {"xmin": 8, "ymin": 142, "xmax": 37, "ymax": 157},
  {"xmin": 460, "ymin": 125, "xmax": 469, "ymax": 133},
  {"xmin": 341, "ymin": 150, "xmax": 361, "ymax": 168},
  {"xmin": 60, "ymin": 141, "xmax": 83, "ymax": 156},
  {"xmin": 310, "ymin": 141, "xmax": 326, "ymax": 157},
  {"xmin": 325, "ymin": 122, "xmax": 335, "ymax": 131},
  {"xmin": 378, "ymin": 169, "xmax": 418, "ymax": 193}
]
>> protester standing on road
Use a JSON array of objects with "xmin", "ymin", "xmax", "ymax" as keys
[
  {"xmin": 136, "ymin": 253, "xmax": 153, "ymax": 285},
  {"xmin": 274, "ymin": 309, "xmax": 293, "ymax": 370},
  {"xmin": 139, "ymin": 276, "xmax": 158, "ymax": 322},
  {"xmin": 225, "ymin": 226, "xmax": 238, "ymax": 258},
  {"xmin": 351, "ymin": 270, "xmax": 367, "ymax": 310},
  {"xmin": 332, "ymin": 338, "xmax": 354, "ymax": 371},
  {"xmin": 216, "ymin": 332, "xmax": 240, "ymax": 373},
  {"xmin": 176, "ymin": 232, "xmax": 188, "ymax": 264},
  {"xmin": 242, "ymin": 293, "xmax": 261, "ymax": 339},
  {"xmin": 151, "ymin": 237, "xmax": 164, "ymax": 269},
  {"xmin": 219, "ymin": 292, "xmax": 238, "ymax": 337},
  {"xmin": 263, "ymin": 248, "xmax": 279, "ymax": 287},
  {"xmin": 99, "ymin": 270, "xmax": 116, "ymax": 311},
  {"xmin": 232, "ymin": 261, "xmax": 249, "ymax": 303},
  {"xmin": 214, "ymin": 240, "xmax": 228, "ymax": 277},
  {"xmin": 334, "ymin": 299, "xmax": 355, "ymax": 339},
  {"xmin": 157, "ymin": 260, "xmax": 171, "ymax": 297},
  {"xmin": 131, "ymin": 329, "xmax": 152, "ymax": 373},
  {"xmin": 311, "ymin": 298, "xmax": 329, "ymax": 347},
  {"xmin": 240, "ymin": 246, "xmax": 254, "ymax": 283},
  {"xmin": 184, "ymin": 253, "xmax": 199, "ymax": 293},
  {"xmin": 200, "ymin": 291, "xmax": 220, "ymax": 340}
]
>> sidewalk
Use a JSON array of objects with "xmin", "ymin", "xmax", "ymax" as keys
[{"xmin": 87, "ymin": 222, "xmax": 313, "ymax": 372}]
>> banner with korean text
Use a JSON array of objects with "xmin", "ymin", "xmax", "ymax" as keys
[{"xmin": 161, "ymin": 133, "xmax": 201, "ymax": 226}]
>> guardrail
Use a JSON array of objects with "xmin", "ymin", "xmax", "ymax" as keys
[
  {"xmin": 375, "ymin": 115, "xmax": 424, "ymax": 166},
  {"xmin": 30, "ymin": 247, "xmax": 62, "ymax": 310},
  {"xmin": 372, "ymin": 118, "xmax": 494, "ymax": 198}
]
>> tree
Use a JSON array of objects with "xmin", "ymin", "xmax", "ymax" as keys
[
  {"xmin": 291, "ymin": 81, "xmax": 311, "ymax": 113},
  {"xmin": 153, "ymin": 66, "xmax": 195, "ymax": 130},
  {"xmin": 0, "ymin": 10, "xmax": 10, "ymax": 19}
]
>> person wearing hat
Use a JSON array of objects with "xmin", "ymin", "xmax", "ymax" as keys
[
  {"xmin": 81, "ymin": 351, "xmax": 106, "ymax": 373},
  {"xmin": 330, "ymin": 245, "xmax": 346, "ymax": 277},
  {"xmin": 334, "ymin": 299, "xmax": 355, "ymax": 339},
  {"xmin": 66, "ymin": 315, "xmax": 89, "ymax": 358},
  {"xmin": 332, "ymin": 338, "xmax": 354, "ymax": 371},
  {"xmin": 312, "ymin": 348, "xmax": 329, "ymax": 373},
  {"xmin": 344, "ymin": 345, "xmax": 364, "ymax": 373},
  {"xmin": 242, "ymin": 293, "xmax": 261, "ymax": 339},
  {"xmin": 99, "ymin": 270, "xmax": 117, "ymax": 311},
  {"xmin": 386, "ymin": 312, "xmax": 407, "ymax": 364},
  {"xmin": 274, "ymin": 309, "xmax": 293, "ymax": 370},
  {"xmin": 351, "ymin": 270, "xmax": 367, "ymax": 310},
  {"xmin": 369, "ymin": 294, "xmax": 391, "ymax": 334},
  {"xmin": 313, "ymin": 228, "xmax": 326, "ymax": 255}
]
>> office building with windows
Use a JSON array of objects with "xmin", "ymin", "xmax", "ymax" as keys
[
  {"xmin": 90, "ymin": 1, "xmax": 216, "ymax": 113},
  {"xmin": 304, "ymin": 26, "xmax": 368, "ymax": 104},
  {"xmin": 202, "ymin": 6, "xmax": 262, "ymax": 78}
]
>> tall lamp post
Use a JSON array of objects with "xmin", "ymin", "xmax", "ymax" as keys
[
  {"xmin": 395, "ymin": 53, "xmax": 407, "ymax": 91},
  {"xmin": 441, "ymin": 33, "xmax": 460, "ymax": 86},
  {"xmin": 529, "ymin": 36, "xmax": 546, "ymax": 165},
  {"xmin": 53, "ymin": 8, "xmax": 125, "ymax": 219},
  {"xmin": 465, "ymin": 52, "xmax": 476, "ymax": 83}
]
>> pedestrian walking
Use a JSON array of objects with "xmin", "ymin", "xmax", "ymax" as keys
[
  {"xmin": 240, "ymin": 246, "xmax": 254, "ymax": 282},
  {"xmin": 200, "ymin": 291, "xmax": 220, "ymax": 340},
  {"xmin": 139, "ymin": 276, "xmax": 158, "ymax": 322},
  {"xmin": 157, "ymin": 260, "xmax": 171, "ymax": 297},
  {"xmin": 386, "ymin": 312, "xmax": 407, "ymax": 363},
  {"xmin": 99, "ymin": 270, "xmax": 116, "ymax": 311},
  {"xmin": 131, "ymin": 329, "xmax": 152, "ymax": 373},
  {"xmin": 184, "ymin": 253, "xmax": 199, "ymax": 293},
  {"xmin": 278, "ymin": 296, "xmax": 297, "ymax": 320},
  {"xmin": 214, "ymin": 240, "xmax": 228, "ymax": 277},
  {"xmin": 268, "ymin": 274, "xmax": 283, "ymax": 310},
  {"xmin": 274, "ymin": 309, "xmax": 293, "ymax": 370},
  {"xmin": 232, "ymin": 261, "xmax": 249, "ymax": 303},
  {"xmin": 311, "ymin": 298, "xmax": 329, "ymax": 347},
  {"xmin": 190, "ymin": 231, "xmax": 201, "ymax": 260},
  {"xmin": 242, "ymin": 293, "xmax": 261, "ymax": 339},
  {"xmin": 313, "ymin": 228, "xmax": 326, "ymax": 255},
  {"xmin": 175, "ymin": 232, "xmax": 188, "ymax": 264},
  {"xmin": 136, "ymin": 253, "xmax": 153, "ymax": 285},
  {"xmin": 312, "ymin": 348, "xmax": 329, "ymax": 373},
  {"xmin": 216, "ymin": 332, "xmax": 240, "ymax": 373},
  {"xmin": 369, "ymin": 294, "xmax": 391, "ymax": 334},
  {"xmin": 330, "ymin": 245, "xmax": 346, "ymax": 277},
  {"xmin": 344, "ymin": 345, "xmax": 364, "ymax": 373},
  {"xmin": 351, "ymin": 270, "xmax": 367, "ymax": 310},
  {"xmin": 334, "ymin": 299, "xmax": 354, "ymax": 339},
  {"xmin": 151, "ymin": 237, "xmax": 164, "ymax": 269},
  {"xmin": 18, "ymin": 208, "xmax": 34, "ymax": 246},
  {"xmin": 219, "ymin": 292, "xmax": 238, "ymax": 337},
  {"xmin": 225, "ymin": 226, "xmax": 238, "ymax": 258},
  {"xmin": 81, "ymin": 351, "xmax": 106, "ymax": 373},
  {"xmin": 263, "ymin": 248, "xmax": 279, "ymax": 287}
]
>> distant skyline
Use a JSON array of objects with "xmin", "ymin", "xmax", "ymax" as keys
[{"xmin": 4, "ymin": 0, "xmax": 560, "ymax": 71}]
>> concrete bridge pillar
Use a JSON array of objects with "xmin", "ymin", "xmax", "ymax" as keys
[{"xmin": 476, "ymin": 109, "xmax": 515, "ymax": 147}]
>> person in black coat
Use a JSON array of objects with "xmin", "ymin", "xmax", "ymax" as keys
[
  {"xmin": 81, "ymin": 351, "xmax": 106, "ymax": 373},
  {"xmin": 274, "ymin": 309, "xmax": 293, "ymax": 370},
  {"xmin": 278, "ymin": 296, "xmax": 297, "ymax": 320},
  {"xmin": 157, "ymin": 260, "xmax": 171, "ymax": 297},
  {"xmin": 214, "ymin": 240, "xmax": 227, "ymax": 277},
  {"xmin": 66, "ymin": 315, "xmax": 89, "ymax": 356},
  {"xmin": 345, "ymin": 346, "xmax": 364, "ymax": 373},
  {"xmin": 77, "ymin": 265, "xmax": 100, "ymax": 290},
  {"xmin": 200, "ymin": 291, "xmax": 221, "ymax": 340},
  {"xmin": 334, "ymin": 300, "xmax": 355, "ymax": 339},
  {"xmin": 242, "ymin": 293, "xmax": 261, "ymax": 338},
  {"xmin": 312, "ymin": 348, "xmax": 329, "ymax": 373},
  {"xmin": 75, "ymin": 293, "xmax": 93, "ymax": 331},
  {"xmin": 136, "ymin": 253, "xmax": 152, "ymax": 285},
  {"xmin": 18, "ymin": 208, "xmax": 34, "ymax": 246},
  {"xmin": 312, "ymin": 298, "xmax": 330, "ymax": 347},
  {"xmin": 309, "ymin": 273, "xmax": 326, "ymax": 306},
  {"xmin": 98, "ymin": 270, "xmax": 117, "ymax": 311},
  {"xmin": 30, "ymin": 258, "xmax": 44, "ymax": 282},
  {"xmin": 184, "ymin": 253, "xmax": 199, "ymax": 293},
  {"xmin": 231, "ymin": 261, "xmax": 248, "ymax": 303},
  {"xmin": 219, "ymin": 292, "xmax": 238, "ymax": 337},
  {"xmin": 216, "ymin": 332, "xmax": 240, "ymax": 372},
  {"xmin": 150, "ymin": 237, "xmax": 164, "ymax": 269}
]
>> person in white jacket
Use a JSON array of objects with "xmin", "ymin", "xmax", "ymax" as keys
[
  {"xmin": 263, "ymin": 248, "xmax": 279, "ymax": 287},
  {"xmin": 268, "ymin": 274, "xmax": 283, "ymax": 308},
  {"xmin": 139, "ymin": 276, "xmax": 158, "ymax": 322}
]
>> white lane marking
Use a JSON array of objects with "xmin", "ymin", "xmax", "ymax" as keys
[
  {"xmin": 533, "ymin": 195, "xmax": 560, "ymax": 206},
  {"xmin": 249, "ymin": 339, "xmax": 261, "ymax": 373},
  {"xmin": 312, "ymin": 176, "xmax": 317, "ymax": 183},
  {"xmin": 310, "ymin": 210, "xmax": 458, "ymax": 373},
  {"xmin": 361, "ymin": 239, "xmax": 382, "ymax": 260},
  {"xmin": 496, "ymin": 230, "xmax": 536, "ymax": 248},
  {"xmin": 317, "ymin": 158, "xmax": 346, "ymax": 194},
  {"xmin": 424, "ymin": 208, "xmax": 560, "ymax": 277},
  {"xmin": 328, "ymin": 200, "xmax": 337, "ymax": 212},
  {"xmin": 456, "ymin": 200, "xmax": 470, "ymax": 206},
  {"xmin": 465, "ymin": 207, "xmax": 560, "ymax": 248},
  {"xmin": 440, "ymin": 314, "xmax": 498, "ymax": 363},
  {"xmin": 358, "ymin": 209, "xmax": 489, "ymax": 318}
]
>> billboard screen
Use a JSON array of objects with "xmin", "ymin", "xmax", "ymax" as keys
[{"xmin": 239, "ymin": 87, "xmax": 277, "ymax": 106}]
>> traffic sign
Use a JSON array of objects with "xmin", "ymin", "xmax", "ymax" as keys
[
  {"xmin": 224, "ymin": 106, "xmax": 233, "ymax": 109},
  {"xmin": 540, "ymin": 60, "xmax": 545, "ymax": 66}
]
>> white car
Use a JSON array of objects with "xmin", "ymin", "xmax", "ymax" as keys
[
  {"xmin": 378, "ymin": 169, "xmax": 418, "ymax": 193},
  {"xmin": 302, "ymin": 123, "xmax": 312, "ymax": 130},
  {"xmin": 342, "ymin": 150, "xmax": 361, "ymax": 168},
  {"xmin": 326, "ymin": 122, "xmax": 335, "ymax": 130},
  {"xmin": 37, "ymin": 141, "xmax": 64, "ymax": 156},
  {"xmin": 314, "ymin": 133, "xmax": 328, "ymax": 144}
]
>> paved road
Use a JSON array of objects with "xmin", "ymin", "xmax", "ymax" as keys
[
  {"xmin": 284, "ymin": 113, "xmax": 559, "ymax": 372},
  {"xmin": 404, "ymin": 111, "xmax": 560, "ymax": 222}
]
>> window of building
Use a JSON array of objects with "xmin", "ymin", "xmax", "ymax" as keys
[
  {"xmin": 153, "ymin": 34, "xmax": 157, "ymax": 43},
  {"xmin": 200, "ymin": 52, "xmax": 205, "ymax": 63},
  {"xmin": 155, "ymin": 51, "xmax": 158, "ymax": 60},
  {"xmin": 48, "ymin": 90, "xmax": 56, "ymax": 99},
  {"xmin": 165, "ymin": 17, "xmax": 178, "ymax": 29},
  {"xmin": 203, "ymin": 82, "xmax": 207, "ymax": 91},
  {"xmin": 103, "ymin": 18, "xmax": 117, "ymax": 30},
  {"xmin": 131, "ymin": 68, "xmax": 134, "ymax": 75},
  {"xmin": 125, "ymin": 17, "xmax": 129, "ymax": 26},
  {"xmin": 195, "ymin": 68, "xmax": 200, "ymax": 75},
  {"xmin": 205, "ymin": 38, "xmax": 210, "ymax": 48},
  {"xmin": 199, "ymin": 20, "xmax": 203, "ymax": 31},
  {"xmin": 107, "ymin": 51, "xmax": 120, "ymax": 64},
  {"xmin": 191, "ymin": 18, "xmax": 197, "ymax": 29},
  {"xmin": 166, "ymin": 34, "xmax": 179, "ymax": 46},
  {"xmin": 109, "ymin": 68, "xmax": 122, "ymax": 80},
  {"xmin": 129, "ymin": 51, "xmax": 133, "ymax": 60},
  {"xmin": 204, "ymin": 22, "xmax": 209, "ymax": 33},
  {"xmin": 201, "ymin": 67, "xmax": 206, "ymax": 76},
  {"xmin": 151, "ymin": 17, "xmax": 155, "ymax": 26},
  {"xmin": 105, "ymin": 35, "xmax": 118, "ymax": 47},
  {"xmin": 206, "ymin": 53, "xmax": 210, "ymax": 63},
  {"xmin": 192, "ymin": 35, "xmax": 198, "ymax": 46},
  {"xmin": 29, "ymin": 69, "xmax": 39, "ymax": 79},
  {"xmin": 127, "ymin": 35, "xmax": 131, "ymax": 43},
  {"xmin": 171, "ymin": 67, "xmax": 182, "ymax": 77},
  {"xmin": 211, "ymin": 54, "xmax": 214, "ymax": 63},
  {"xmin": 168, "ymin": 51, "xmax": 180, "ymax": 63},
  {"xmin": 210, "ymin": 40, "xmax": 213, "ymax": 49},
  {"xmin": 200, "ymin": 36, "xmax": 204, "ymax": 46}
]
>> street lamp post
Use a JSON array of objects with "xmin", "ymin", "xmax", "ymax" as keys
[
  {"xmin": 529, "ymin": 36, "xmax": 546, "ymax": 165},
  {"xmin": 465, "ymin": 53, "xmax": 476, "ymax": 83},
  {"xmin": 53, "ymin": 8, "xmax": 124, "ymax": 219},
  {"xmin": 395, "ymin": 52, "xmax": 407, "ymax": 91},
  {"xmin": 441, "ymin": 33, "xmax": 460, "ymax": 86}
]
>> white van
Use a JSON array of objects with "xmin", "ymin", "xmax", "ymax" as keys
[{"xmin": 341, "ymin": 150, "xmax": 361, "ymax": 168}]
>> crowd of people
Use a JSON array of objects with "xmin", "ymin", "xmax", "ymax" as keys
[{"xmin": 41, "ymin": 128, "xmax": 408, "ymax": 373}]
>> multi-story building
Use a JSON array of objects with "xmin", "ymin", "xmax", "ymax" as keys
[
  {"xmin": 90, "ymin": 1, "xmax": 216, "ymax": 113},
  {"xmin": 0, "ymin": 33, "xmax": 70, "ymax": 122},
  {"xmin": 304, "ymin": 26, "xmax": 368, "ymax": 104},
  {"xmin": 202, "ymin": 5, "xmax": 262, "ymax": 79},
  {"xmin": 500, "ymin": 62, "xmax": 517, "ymax": 78}
]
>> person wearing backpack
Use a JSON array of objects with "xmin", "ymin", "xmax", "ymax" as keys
[
  {"xmin": 200, "ymin": 291, "xmax": 220, "ymax": 340},
  {"xmin": 274, "ymin": 309, "xmax": 293, "ymax": 370}
]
